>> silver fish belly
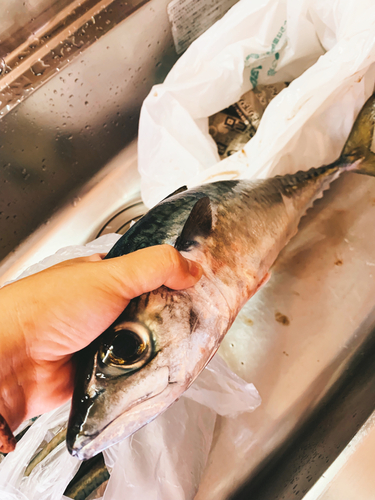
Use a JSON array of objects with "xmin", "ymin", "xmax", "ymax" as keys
[{"xmin": 67, "ymin": 93, "xmax": 375, "ymax": 460}]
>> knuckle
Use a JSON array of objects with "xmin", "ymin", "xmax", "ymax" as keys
[{"xmin": 160, "ymin": 244, "xmax": 181, "ymax": 271}]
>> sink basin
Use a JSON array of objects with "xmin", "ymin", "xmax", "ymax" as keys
[
  {"xmin": 1, "ymin": 2, "xmax": 375, "ymax": 499},
  {"xmin": 0, "ymin": 0, "xmax": 180, "ymax": 277},
  {"xmin": 0, "ymin": 139, "xmax": 142, "ymax": 284}
]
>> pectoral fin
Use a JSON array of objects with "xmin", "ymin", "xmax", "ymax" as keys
[{"xmin": 175, "ymin": 196, "xmax": 212, "ymax": 252}]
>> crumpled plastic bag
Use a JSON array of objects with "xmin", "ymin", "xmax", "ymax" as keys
[
  {"xmin": 0, "ymin": 403, "xmax": 79, "ymax": 500},
  {"xmin": 101, "ymin": 355, "xmax": 259, "ymax": 500},
  {"xmin": 139, "ymin": 0, "xmax": 375, "ymax": 208},
  {"xmin": 0, "ymin": 235, "xmax": 260, "ymax": 500}
]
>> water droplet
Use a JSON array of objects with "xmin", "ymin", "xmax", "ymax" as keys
[{"xmin": 30, "ymin": 59, "xmax": 49, "ymax": 76}]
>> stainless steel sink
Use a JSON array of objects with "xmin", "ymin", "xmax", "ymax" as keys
[
  {"xmin": 1, "ymin": 2, "xmax": 375, "ymax": 499},
  {"xmin": 0, "ymin": 0, "xmax": 179, "ymax": 276}
]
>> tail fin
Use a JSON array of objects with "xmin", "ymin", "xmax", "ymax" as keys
[{"xmin": 341, "ymin": 93, "xmax": 375, "ymax": 176}]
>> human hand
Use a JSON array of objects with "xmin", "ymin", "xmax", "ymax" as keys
[{"xmin": 0, "ymin": 245, "xmax": 202, "ymax": 450}]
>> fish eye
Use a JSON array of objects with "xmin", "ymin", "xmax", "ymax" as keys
[
  {"xmin": 111, "ymin": 330, "xmax": 144, "ymax": 363},
  {"xmin": 100, "ymin": 322, "xmax": 152, "ymax": 370}
]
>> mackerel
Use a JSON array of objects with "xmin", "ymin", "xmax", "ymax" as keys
[{"xmin": 67, "ymin": 93, "xmax": 375, "ymax": 460}]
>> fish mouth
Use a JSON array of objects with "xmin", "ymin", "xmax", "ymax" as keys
[
  {"xmin": 67, "ymin": 369, "xmax": 173, "ymax": 460},
  {"xmin": 67, "ymin": 396, "xmax": 154, "ymax": 459}
]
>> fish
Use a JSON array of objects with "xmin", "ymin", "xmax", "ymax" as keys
[
  {"xmin": 25, "ymin": 426, "xmax": 67, "ymax": 476},
  {"xmin": 64, "ymin": 453, "xmax": 110, "ymax": 500},
  {"xmin": 67, "ymin": 93, "xmax": 375, "ymax": 460},
  {"xmin": 21, "ymin": 422, "xmax": 109, "ymax": 500}
]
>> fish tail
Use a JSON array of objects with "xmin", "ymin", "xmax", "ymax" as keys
[{"xmin": 341, "ymin": 93, "xmax": 375, "ymax": 176}]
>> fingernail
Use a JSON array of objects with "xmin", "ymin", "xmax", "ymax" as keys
[{"xmin": 187, "ymin": 259, "xmax": 201, "ymax": 278}]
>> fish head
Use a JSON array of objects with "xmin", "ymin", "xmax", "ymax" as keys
[{"xmin": 67, "ymin": 278, "xmax": 229, "ymax": 460}]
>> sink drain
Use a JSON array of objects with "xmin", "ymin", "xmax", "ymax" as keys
[{"xmin": 96, "ymin": 199, "xmax": 147, "ymax": 238}]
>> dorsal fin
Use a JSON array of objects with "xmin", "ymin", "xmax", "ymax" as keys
[
  {"xmin": 160, "ymin": 185, "xmax": 188, "ymax": 203},
  {"xmin": 175, "ymin": 196, "xmax": 212, "ymax": 252}
]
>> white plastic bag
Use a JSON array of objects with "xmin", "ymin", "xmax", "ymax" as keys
[
  {"xmin": 139, "ymin": 0, "xmax": 375, "ymax": 208},
  {"xmin": 102, "ymin": 355, "xmax": 259, "ymax": 500},
  {"xmin": 0, "ymin": 235, "xmax": 260, "ymax": 500},
  {"xmin": 0, "ymin": 403, "xmax": 78, "ymax": 500}
]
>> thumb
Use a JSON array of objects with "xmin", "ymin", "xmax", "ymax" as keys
[{"xmin": 102, "ymin": 244, "xmax": 202, "ymax": 300}]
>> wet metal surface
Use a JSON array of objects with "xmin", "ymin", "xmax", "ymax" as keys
[
  {"xmin": 229, "ymin": 312, "xmax": 375, "ymax": 499},
  {"xmin": 0, "ymin": 0, "xmax": 179, "ymax": 268},
  {"xmin": 1, "ymin": 0, "xmax": 71, "ymax": 52},
  {"xmin": 0, "ymin": 0, "xmax": 153, "ymax": 118},
  {"xmin": 303, "ymin": 408, "xmax": 375, "ymax": 500},
  {"xmin": 96, "ymin": 198, "xmax": 146, "ymax": 237},
  {"xmin": 0, "ymin": 141, "xmax": 141, "ymax": 284}
]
